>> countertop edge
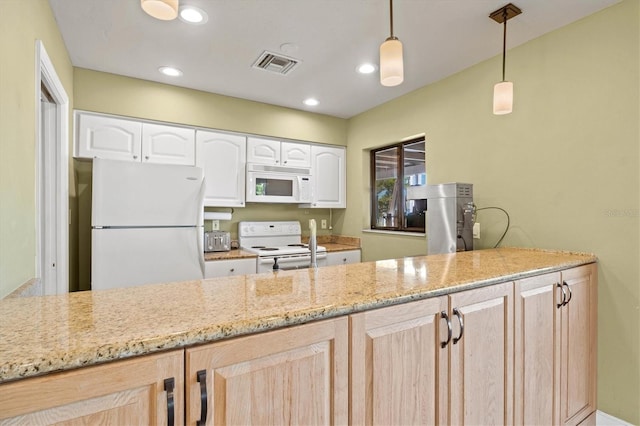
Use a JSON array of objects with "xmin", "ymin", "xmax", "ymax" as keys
[{"xmin": 0, "ymin": 252, "xmax": 595, "ymax": 384}]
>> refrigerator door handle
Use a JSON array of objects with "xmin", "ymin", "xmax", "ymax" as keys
[
  {"xmin": 197, "ymin": 177, "xmax": 206, "ymax": 227},
  {"xmin": 197, "ymin": 227, "xmax": 205, "ymax": 279}
]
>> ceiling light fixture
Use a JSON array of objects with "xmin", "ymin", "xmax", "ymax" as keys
[
  {"xmin": 303, "ymin": 98, "xmax": 319, "ymax": 107},
  {"xmin": 159, "ymin": 66, "xmax": 183, "ymax": 77},
  {"xmin": 357, "ymin": 63, "xmax": 377, "ymax": 74},
  {"xmin": 379, "ymin": 0, "xmax": 403, "ymax": 87},
  {"xmin": 179, "ymin": 5, "xmax": 208, "ymax": 24},
  {"xmin": 490, "ymin": 3, "xmax": 522, "ymax": 115},
  {"xmin": 141, "ymin": 0, "xmax": 179, "ymax": 20}
]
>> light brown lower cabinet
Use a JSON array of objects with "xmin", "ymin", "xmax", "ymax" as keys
[
  {"xmin": 515, "ymin": 263, "xmax": 597, "ymax": 426},
  {"xmin": 0, "ymin": 349, "xmax": 184, "ymax": 425},
  {"xmin": 185, "ymin": 316, "xmax": 349, "ymax": 425},
  {"xmin": 350, "ymin": 281, "xmax": 514, "ymax": 425},
  {"xmin": 0, "ymin": 265, "xmax": 596, "ymax": 426}
]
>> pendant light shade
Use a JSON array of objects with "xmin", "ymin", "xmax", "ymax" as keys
[
  {"xmin": 490, "ymin": 3, "xmax": 521, "ymax": 115},
  {"xmin": 380, "ymin": 37, "xmax": 404, "ymax": 87},
  {"xmin": 380, "ymin": 0, "xmax": 403, "ymax": 87},
  {"xmin": 141, "ymin": 0, "xmax": 179, "ymax": 21},
  {"xmin": 493, "ymin": 81, "xmax": 513, "ymax": 115}
]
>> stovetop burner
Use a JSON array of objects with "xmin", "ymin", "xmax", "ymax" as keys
[
  {"xmin": 260, "ymin": 247, "xmax": 279, "ymax": 251},
  {"xmin": 287, "ymin": 244, "xmax": 307, "ymax": 247}
]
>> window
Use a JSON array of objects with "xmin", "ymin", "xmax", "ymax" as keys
[{"xmin": 370, "ymin": 137, "xmax": 426, "ymax": 232}]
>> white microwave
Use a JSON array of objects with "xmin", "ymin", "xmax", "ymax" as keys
[{"xmin": 246, "ymin": 163, "xmax": 312, "ymax": 203}]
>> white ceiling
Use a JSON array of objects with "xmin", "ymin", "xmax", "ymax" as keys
[{"xmin": 49, "ymin": 0, "xmax": 620, "ymax": 119}]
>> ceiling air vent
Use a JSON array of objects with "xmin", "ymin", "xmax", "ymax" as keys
[{"xmin": 252, "ymin": 51, "xmax": 300, "ymax": 75}]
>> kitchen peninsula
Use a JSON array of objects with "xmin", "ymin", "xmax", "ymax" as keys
[{"xmin": 0, "ymin": 248, "xmax": 597, "ymax": 425}]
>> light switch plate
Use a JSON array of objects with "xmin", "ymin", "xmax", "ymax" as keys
[
  {"xmin": 321, "ymin": 219, "xmax": 327, "ymax": 229},
  {"xmin": 473, "ymin": 222, "xmax": 480, "ymax": 239},
  {"xmin": 212, "ymin": 220, "xmax": 220, "ymax": 230}
]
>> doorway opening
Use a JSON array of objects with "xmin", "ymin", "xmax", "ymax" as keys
[{"xmin": 36, "ymin": 40, "xmax": 69, "ymax": 295}]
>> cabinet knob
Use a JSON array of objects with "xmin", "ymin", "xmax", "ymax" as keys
[
  {"xmin": 145, "ymin": 155, "xmax": 149, "ymax": 160},
  {"xmin": 230, "ymin": 268, "xmax": 235, "ymax": 272},
  {"xmin": 133, "ymin": 155, "xmax": 138, "ymax": 159}
]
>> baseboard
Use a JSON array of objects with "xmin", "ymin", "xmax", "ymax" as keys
[{"xmin": 597, "ymin": 410, "xmax": 634, "ymax": 426}]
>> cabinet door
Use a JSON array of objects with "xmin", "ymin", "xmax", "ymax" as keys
[
  {"xmin": 196, "ymin": 130, "xmax": 246, "ymax": 207},
  {"xmin": 142, "ymin": 123, "xmax": 195, "ymax": 165},
  {"xmin": 186, "ymin": 317, "xmax": 348, "ymax": 425},
  {"xmin": 204, "ymin": 258, "xmax": 256, "ymax": 278},
  {"xmin": 326, "ymin": 249, "xmax": 361, "ymax": 266},
  {"xmin": 449, "ymin": 282, "xmax": 513, "ymax": 425},
  {"xmin": 75, "ymin": 113, "xmax": 142, "ymax": 161},
  {"xmin": 350, "ymin": 297, "xmax": 449, "ymax": 425},
  {"xmin": 247, "ymin": 137, "xmax": 280, "ymax": 164},
  {"xmin": 281, "ymin": 142, "xmax": 311, "ymax": 167},
  {"xmin": 309, "ymin": 145, "xmax": 346, "ymax": 208},
  {"xmin": 0, "ymin": 350, "xmax": 183, "ymax": 425},
  {"xmin": 514, "ymin": 272, "xmax": 562, "ymax": 425},
  {"xmin": 560, "ymin": 264, "xmax": 597, "ymax": 426}
]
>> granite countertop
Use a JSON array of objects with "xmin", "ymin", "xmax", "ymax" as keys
[
  {"xmin": 204, "ymin": 249, "xmax": 257, "ymax": 261},
  {"xmin": 204, "ymin": 235, "xmax": 361, "ymax": 260},
  {"xmin": 0, "ymin": 248, "xmax": 595, "ymax": 384}
]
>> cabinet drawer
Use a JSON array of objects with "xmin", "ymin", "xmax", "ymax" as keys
[{"xmin": 205, "ymin": 258, "xmax": 256, "ymax": 278}]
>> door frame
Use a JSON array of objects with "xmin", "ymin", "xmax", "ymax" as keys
[{"xmin": 35, "ymin": 40, "xmax": 69, "ymax": 294}]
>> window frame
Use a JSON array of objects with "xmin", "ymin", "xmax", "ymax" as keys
[{"xmin": 370, "ymin": 136, "xmax": 426, "ymax": 233}]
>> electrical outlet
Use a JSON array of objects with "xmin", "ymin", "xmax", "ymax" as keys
[
  {"xmin": 473, "ymin": 222, "xmax": 480, "ymax": 239},
  {"xmin": 212, "ymin": 220, "xmax": 220, "ymax": 231},
  {"xmin": 321, "ymin": 219, "xmax": 327, "ymax": 229}
]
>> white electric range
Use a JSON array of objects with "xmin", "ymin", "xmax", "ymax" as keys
[{"xmin": 238, "ymin": 221, "xmax": 327, "ymax": 273}]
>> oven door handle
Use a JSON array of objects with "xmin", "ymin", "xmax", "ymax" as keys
[{"xmin": 258, "ymin": 253, "xmax": 326, "ymax": 264}]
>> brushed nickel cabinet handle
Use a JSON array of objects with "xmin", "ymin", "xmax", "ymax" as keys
[
  {"xmin": 163, "ymin": 377, "xmax": 175, "ymax": 426},
  {"xmin": 556, "ymin": 282, "xmax": 566, "ymax": 309},
  {"xmin": 196, "ymin": 369, "xmax": 208, "ymax": 426},
  {"xmin": 563, "ymin": 281, "xmax": 572, "ymax": 306},
  {"xmin": 453, "ymin": 308, "xmax": 464, "ymax": 344},
  {"xmin": 440, "ymin": 311, "xmax": 452, "ymax": 348}
]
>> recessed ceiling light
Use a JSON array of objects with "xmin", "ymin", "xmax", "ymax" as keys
[
  {"xmin": 179, "ymin": 5, "xmax": 208, "ymax": 24},
  {"xmin": 303, "ymin": 98, "xmax": 319, "ymax": 106},
  {"xmin": 357, "ymin": 63, "xmax": 377, "ymax": 74},
  {"xmin": 280, "ymin": 43, "xmax": 299, "ymax": 54},
  {"xmin": 159, "ymin": 66, "xmax": 183, "ymax": 77}
]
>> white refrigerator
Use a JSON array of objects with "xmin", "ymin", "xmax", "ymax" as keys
[{"xmin": 91, "ymin": 158, "xmax": 205, "ymax": 290}]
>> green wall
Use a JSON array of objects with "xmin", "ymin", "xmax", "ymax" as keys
[
  {"xmin": 73, "ymin": 68, "xmax": 347, "ymax": 145},
  {"xmin": 0, "ymin": 0, "xmax": 74, "ymax": 299},
  {"xmin": 345, "ymin": 1, "xmax": 639, "ymax": 422}
]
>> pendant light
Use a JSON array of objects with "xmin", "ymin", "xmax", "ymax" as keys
[
  {"xmin": 380, "ymin": 0, "xmax": 403, "ymax": 87},
  {"xmin": 490, "ymin": 3, "xmax": 521, "ymax": 115},
  {"xmin": 141, "ymin": 0, "xmax": 179, "ymax": 21}
]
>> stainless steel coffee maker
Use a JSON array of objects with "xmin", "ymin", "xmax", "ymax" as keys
[{"xmin": 425, "ymin": 183, "xmax": 475, "ymax": 254}]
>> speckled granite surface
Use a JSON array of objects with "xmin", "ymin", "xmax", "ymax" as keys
[
  {"xmin": 204, "ymin": 249, "xmax": 257, "ymax": 261},
  {"xmin": 0, "ymin": 248, "xmax": 595, "ymax": 383}
]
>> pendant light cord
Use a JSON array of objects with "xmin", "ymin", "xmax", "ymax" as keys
[
  {"xmin": 389, "ymin": 0, "xmax": 395, "ymax": 39},
  {"xmin": 502, "ymin": 9, "xmax": 508, "ymax": 82}
]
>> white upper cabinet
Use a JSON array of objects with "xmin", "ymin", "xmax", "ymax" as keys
[
  {"xmin": 306, "ymin": 145, "xmax": 346, "ymax": 208},
  {"xmin": 281, "ymin": 142, "xmax": 311, "ymax": 167},
  {"xmin": 141, "ymin": 123, "xmax": 195, "ymax": 165},
  {"xmin": 247, "ymin": 137, "xmax": 311, "ymax": 167},
  {"xmin": 76, "ymin": 113, "xmax": 142, "ymax": 162},
  {"xmin": 75, "ymin": 112, "xmax": 195, "ymax": 165},
  {"xmin": 196, "ymin": 130, "xmax": 246, "ymax": 207}
]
